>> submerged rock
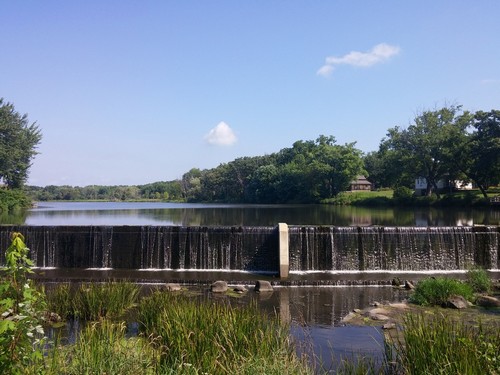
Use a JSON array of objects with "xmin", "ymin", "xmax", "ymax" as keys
[
  {"xmin": 165, "ymin": 283, "xmax": 181, "ymax": 291},
  {"xmin": 404, "ymin": 280, "xmax": 415, "ymax": 290},
  {"xmin": 210, "ymin": 280, "xmax": 228, "ymax": 293},
  {"xmin": 233, "ymin": 285, "xmax": 247, "ymax": 294},
  {"xmin": 475, "ymin": 295, "xmax": 500, "ymax": 308},
  {"xmin": 254, "ymin": 280, "xmax": 273, "ymax": 293},
  {"xmin": 444, "ymin": 295, "xmax": 469, "ymax": 309},
  {"xmin": 340, "ymin": 312, "xmax": 358, "ymax": 324}
]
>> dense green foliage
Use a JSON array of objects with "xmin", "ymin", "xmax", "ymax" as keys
[
  {"xmin": 0, "ymin": 233, "xmax": 46, "ymax": 374},
  {"xmin": 0, "ymin": 99, "xmax": 42, "ymax": 189},
  {"xmin": 181, "ymin": 136, "xmax": 365, "ymax": 203},
  {"xmin": 409, "ymin": 277, "xmax": 474, "ymax": 306},
  {"xmin": 466, "ymin": 267, "xmax": 492, "ymax": 294},
  {"xmin": 366, "ymin": 106, "xmax": 500, "ymax": 197},
  {"xmin": 25, "ymin": 180, "xmax": 184, "ymax": 202},
  {"xmin": 0, "ymin": 188, "xmax": 32, "ymax": 212}
]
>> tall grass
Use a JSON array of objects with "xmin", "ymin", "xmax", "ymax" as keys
[
  {"xmin": 138, "ymin": 291, "xmax": 309, "ymax": 374},
  {"xmin": 466, "ymin": 267, "xmax": 492, "ymax": 294},
  {"xmin": 49, "ymin": 320, "xmax": 157, "ymax": 375},
  {"xmin": 45, "ymin": 281, "xmax": 139, "ymax": 320},
  {"xmin": 391, "ymin": 313, "xmax": 500, "ymax": 375}
]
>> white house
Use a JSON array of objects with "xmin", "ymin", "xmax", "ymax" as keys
[{"xmin": 415, "ymin": 177, "xmax": 473, "ymax": 195}]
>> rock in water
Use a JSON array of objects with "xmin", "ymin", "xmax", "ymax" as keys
[
  {"xmin": 444, "ymin": 295, "xmax": 469, "ymax": 309},
  {"xmin": 254, "ymin": 280, "xmax": 273, "ymax": 292},
  {"xmin": 475, "ymin": 295, "xmax": 500, "ymax": 308},
  {"xmin": 165, "ymin": 283, "xmax": 181, "ymax": 291},
  {"xmin": 210, "ymin": 281, "xmax": 228, "ymax": 293}
]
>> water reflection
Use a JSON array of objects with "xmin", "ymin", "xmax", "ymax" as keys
[{"xmin": 12, "ymin": 202, "xmax": 500, "ymax": 226}]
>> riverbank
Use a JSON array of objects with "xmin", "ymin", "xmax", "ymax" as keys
[{"xmin": 322, "ymin": 188, "xmax": 500, "ymax": 207}]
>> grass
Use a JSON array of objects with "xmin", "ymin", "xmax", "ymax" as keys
[
  {"xmin": 137, "ymin": 291, "xmax": 308, "ymax": 374},
  {"xmin": 409, "ymin": 277, "xmax": 474, "ymax": 306},
  {"xmin": 45, "ymin": 281, "xmax": 140, "ymax": 320},
  {"xmin": 47, "ymin": 320, "xmax": 158, "ymax": 375},
  {"xmin": 390, "ymin": 312, "xmax": 500, "ymax": 375},
  {"xmin": 31, "ymin": 279, "xmax": 500, "ymax": 374},
  {"xmin": 322, "ymin": 187, "xmax": 500, "ymax": 207},
  {"xmin": 322, "ymin": 190, "xmax": 393, "ymax": 205},
  {"xmin": 42, "ymin": 283, "xmax": 311, "ymax": 374},
  {"xmin": 466, "ymin": 267, "xmax": 492, "ymax": 294}
]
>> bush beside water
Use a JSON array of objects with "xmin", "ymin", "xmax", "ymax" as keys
[{"xmin": 409, "ymin": 277, "xmax": 474, "ymax": 306}]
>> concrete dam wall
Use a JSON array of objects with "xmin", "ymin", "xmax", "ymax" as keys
[{"xmin": 1, "ymin": 225, "xmax": 498, "ymax": 276}]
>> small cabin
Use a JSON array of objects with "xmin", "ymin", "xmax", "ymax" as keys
[{"xmin": 350, "ymin": 176, "xmax": 373, "ymax": 191}]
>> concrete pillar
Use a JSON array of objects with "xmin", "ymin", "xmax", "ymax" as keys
[{"xmin": 278, "ymin": 223, "xmax": 289, "ymax": 278}]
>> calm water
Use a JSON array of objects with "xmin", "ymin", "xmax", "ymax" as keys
[{"xmin": 4, "ymin": 201, "xmax": 500, "ymax": 226}]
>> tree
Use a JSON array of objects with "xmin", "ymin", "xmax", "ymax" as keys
[
  {"xmin": 447, "ymin": 110, "xmax": 500, "ymax": 197},
  {"xmin": 273, "ymin": 136, "xmax": 365, "ymax": 202},
  {"xmin": 0, "ymin": 99, "xmax": 42, "ymax": 189},
  {"xmin": 469, "ymin": 110, "xmax": 500, "ymax": 194},
  {"xmin": 380, "ymin": 106, "xmax": 468, "ymax": 197}
]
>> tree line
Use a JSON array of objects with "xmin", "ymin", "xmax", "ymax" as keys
[
  {"xmin": 2, "ymin": 98, "xmax": 499, "ymax": 205},
  {"xmin": 26, "ymin": 135, "xmax": 365, "ymax": 203},
  {"xmin": 365, "ymin": 106, "xmax": 500, "ymax": 198}
]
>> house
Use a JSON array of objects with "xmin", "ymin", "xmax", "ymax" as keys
[
  {"xmin": 414, "ymin": 177, "xmax": 473, "ymax": 196},
  {"xmin": 350, "ymin": 176, "xmax": 373, "ymax": 191}
]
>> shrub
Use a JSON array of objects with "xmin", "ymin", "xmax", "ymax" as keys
[
  {"xmin": 393, "ymin": 186, "xmax": 414, "ymax": 200},
  {"xmin": 409, "ymin": 277, "xmax": 473, "ymax": 306},
  {"xmin": 466, "ymin": 267, "xmax": 492, "ymax": 294},
  {"xmin": 0, "ymin": 189, "xmax": 32, "ymax": 212},
  {"xmin": 0, "ymin": 233, "xmax": 47, "ymax": 374}
]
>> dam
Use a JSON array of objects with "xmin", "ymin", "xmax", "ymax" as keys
[{"xmin": 1, "ymin": 225, "xmax": 498, "ymax": 281}]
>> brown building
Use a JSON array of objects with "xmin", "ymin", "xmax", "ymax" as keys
[{"xmin": 350, "ymin": 176, "xmax": 372, "ymax": 191}]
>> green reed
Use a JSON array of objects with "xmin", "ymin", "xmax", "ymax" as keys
[
  {"xmin": 45, "ymin": 283, "xmax": 73, "ymax": 319},
  {"xmin": 391, "ymin": 312, "xmax": 500, "ymax": 375},
  {"xmin": 46, "ymin": 281, "xmax": 140, "ymax": 320},
  {"xmin": 49, "ymin": 320, "xmax": 157, "ymax": 375},
  {"xmin": 138, "ymin": 291, "xmax": 310, "ymax": 374}
]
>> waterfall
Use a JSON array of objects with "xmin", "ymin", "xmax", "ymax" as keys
[
  {"xmin": 288, "ymin": 226, "xmax": 499, "ymax": 271},
  {"xmin": 0, "ymin": 225, "xmax": 278, "ymax": 272},
  {"xmin": 0, "ymin": 225, "xmax": 498, "ymax": 272}
]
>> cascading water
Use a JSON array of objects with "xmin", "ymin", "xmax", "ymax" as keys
[
  {"xmin": 0, "ymin": 225, "xmax": 279, "ymax": 272},
  {"xmin": 288, "ymin": 225, "xmax": 499, "ymax": 272},
  {"xmin": 0, "ymin": 225, "xmax": 498, "ymax": 274}
]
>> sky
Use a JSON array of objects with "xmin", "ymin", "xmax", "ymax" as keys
[{"xmin": 1, "ymin": 1, "xmax": 499, "ymax": 187}]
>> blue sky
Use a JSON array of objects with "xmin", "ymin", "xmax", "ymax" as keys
[{"xmin": 1, "ymin": 1, "xmax": 499, "ymax": 186}]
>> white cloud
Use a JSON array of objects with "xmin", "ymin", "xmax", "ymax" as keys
[
  {"xmin": 204, "ymin": 121, "xmax": 237, "ymax": 146},
  {"xmin": 317, "ymin": 43, "xmax": 400, "ymax": 77},
  {"xmin": 480, "ymin": 79, "xmax": 500, "ymax": 85}
]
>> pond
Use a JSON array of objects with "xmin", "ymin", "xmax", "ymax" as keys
[{"xmin": 3, "ymin": 201, "xmax": 500, "ymax": 226}]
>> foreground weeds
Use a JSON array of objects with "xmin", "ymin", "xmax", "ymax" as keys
[
  {"xmin": 138, "ymin": 291, "xmax": 310, "ymax": 374},
  {"xmin": 389, "ymin": 312, "xmax": 500, "ymax": 375}
]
